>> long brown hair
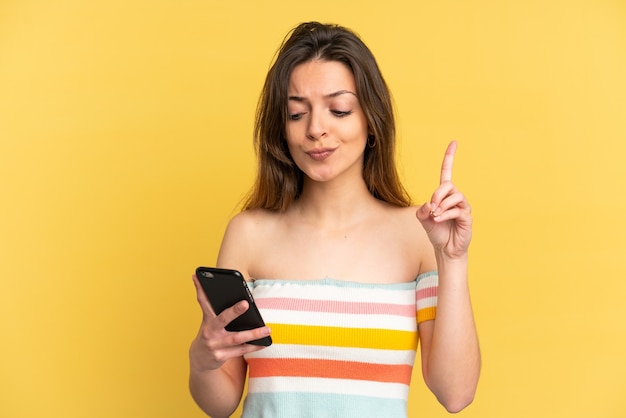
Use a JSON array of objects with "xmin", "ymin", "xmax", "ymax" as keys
[{"xmin": 243, "ymin": 22, "xmax": 411, "ymax": 212}]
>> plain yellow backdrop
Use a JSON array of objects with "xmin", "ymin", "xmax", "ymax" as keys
[{"xmin": 1, "ymin": 0, "xmax": 625, "ymax": 417}]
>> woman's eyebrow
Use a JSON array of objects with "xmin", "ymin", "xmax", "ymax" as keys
[
  {"xmin": 288, "ymin": 90, "xmax": 358, "ymax": 102},
  {"xmin": 325, "ymin": 90, "xmax": 357, "ymax": 98}
]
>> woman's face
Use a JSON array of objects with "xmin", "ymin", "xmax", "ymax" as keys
[{"xmin": 285, "ymin": 59, "xmax": 369, "ymax": 184}]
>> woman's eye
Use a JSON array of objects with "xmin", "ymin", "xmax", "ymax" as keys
[
  {"xmin": 288, "ymin": 113, "xmax": 303, "ymax": 121},
  {"xmin": 332, "ymin": 110, "xmax": 352, "ymax": 117}
]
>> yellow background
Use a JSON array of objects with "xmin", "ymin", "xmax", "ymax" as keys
[{"xmin": 1, "ymin": 0, "xmax": 625, "ymax": 417}]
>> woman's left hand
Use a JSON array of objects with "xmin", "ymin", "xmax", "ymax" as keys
[{"xmin": 416, "ymin": 141, "xmax": 472, "ymax": 259}]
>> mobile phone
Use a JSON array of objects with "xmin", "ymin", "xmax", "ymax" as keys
[{"xmin": 195, "ymin": 267, "xmax": 272, "ymax": 346}]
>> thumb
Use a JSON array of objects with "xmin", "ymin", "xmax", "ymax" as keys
[
  {"xmin": 192, "ymin": 274, "xmax": 216, "ymax": 321},
  {"xmin": 416, "ymin": 202, "xmax": 435, "ymax": 226}
]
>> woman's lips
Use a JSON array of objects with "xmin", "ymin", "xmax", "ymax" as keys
[{"xmin": 306, "ymin": 148, "xmax": 335, "ymax": 161}]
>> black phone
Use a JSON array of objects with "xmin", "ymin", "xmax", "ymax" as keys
[{"xmin": 195, "ymin": 266, "xmax": 272, "ymax": 346}]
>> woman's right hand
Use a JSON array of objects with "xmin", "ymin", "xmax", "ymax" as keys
[{"xmin": 189, "ymin": 274, "xmax": 271, "ymax": 373}]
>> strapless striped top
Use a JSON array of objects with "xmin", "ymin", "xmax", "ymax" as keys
[{"xmin": 241, "ymin": 272, "xmax": 438, "ymax": 418}]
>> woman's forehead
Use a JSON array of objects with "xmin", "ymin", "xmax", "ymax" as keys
[{"xmin": 288, "ymin": 60, "xmax": 356, "ymax": 97}]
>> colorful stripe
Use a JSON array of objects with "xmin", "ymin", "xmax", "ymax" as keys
[
  {"xmin": 247, "ymin": 358, "xmax": 413, "ymax": 385},
  {"xmin": 245, "ymin": 376, "xmax": 411, "ymax": 399},
  {"xmin": 416, "ymin": 272, "xmax": 438, "ymax": 323},
  {"xmin": 265, "ymin": 323, "xmax": 417, "ymax": 350},
  {"xmin": 253, "ymin": 344, "xmax": 416, "ymax": 365},
  {"xmin": 243, "ymin": 391, "xmax": 409, "ymax": 418},
  {"xmin": 250, "ymin": 277, "xmax": 420, "ymax": 303},
  {"xmin": 261, "ymin": 310, "xmax": 418, "ymax": 331},
  {"xmin": 257, "ymin": 297, "xmax": 416, "ymax": 317}
]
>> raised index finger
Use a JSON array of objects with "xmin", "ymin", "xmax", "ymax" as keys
[{"xmin": 440, "ymin": 141, "xmax": 457, "ymax": 184}]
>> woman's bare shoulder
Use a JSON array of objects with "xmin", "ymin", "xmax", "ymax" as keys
[
  {"xmin": 217, "ymin": 208, "xmax": 281, "ymax": 276},
  {"xmin": 226, "ymin": 208, "xmax": 273, "ymax": 230},
  {"xmin": 379, "ymin": 204, "xmax": 422, "ymax": 229},
  {"xmin": 228, "ymin": 208, "xmax": 286, "ymax": 235},
  {"xmin": 382, "ymin": 204, "xmax": 436, "ymax": 273},
  {"xmin": 222, "ymin": 208, "xmax": 284, "ymax": 250}
]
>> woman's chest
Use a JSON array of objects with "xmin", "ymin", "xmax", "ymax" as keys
[{"xmin": 250, "ymin": 228, "xmax": 421, "ymax": 283}]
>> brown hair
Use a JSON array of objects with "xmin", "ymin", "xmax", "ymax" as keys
[{"xmin": 243, "ymin": 22, "xmax": 411, "ymax": 212}]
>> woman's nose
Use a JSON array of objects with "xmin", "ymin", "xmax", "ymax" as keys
[{"xmin": 306, "ymin": 110, "xmax": 327, "ymax": 140}]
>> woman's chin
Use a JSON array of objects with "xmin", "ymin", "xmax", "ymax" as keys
[{"xmin": 304, "ymin": 170, "xmax": 336, "ymax": 183}]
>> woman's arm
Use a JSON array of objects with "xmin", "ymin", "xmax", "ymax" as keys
[
  {"xmin": 189, "ymin": 277, "xmax": 269, "ymax": 417},
  {"xmin": 417, "ymin": 254, "xmax": 480, "ymax": 413},
  {"xmin": 189, "ymin": 213, "xmax": 271, "ymax": 417},
  {"xmin": 416, "ymin": 141, "xmax": 481, "ymax": 413}
]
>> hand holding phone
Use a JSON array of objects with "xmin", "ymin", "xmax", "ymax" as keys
[{"xmin": 195, "ymin": 267, "xmax": 272, "ymax": 346}]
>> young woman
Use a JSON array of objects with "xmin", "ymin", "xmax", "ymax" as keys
[{"xmin": 189, "ymin": 22, "xmax": 480, "ymax": 417}]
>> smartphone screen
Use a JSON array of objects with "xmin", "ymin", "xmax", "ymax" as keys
[{"xmin": 195, "ymin": 267, "xmax": 271, "ymax": 346}]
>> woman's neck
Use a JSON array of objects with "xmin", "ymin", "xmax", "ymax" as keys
[{"xmin": 289, "ymin": 176, "xmax": 381, "ymax": 230}]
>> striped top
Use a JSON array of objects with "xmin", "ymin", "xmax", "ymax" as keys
[{"xmin": 241, "ymin": 271, "xmax": 438, "ymax": 418}]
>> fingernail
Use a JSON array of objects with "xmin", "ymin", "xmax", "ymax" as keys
[{"xmin": 262, "ymin": 327, "xmax": 271, "ymax": 336}]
